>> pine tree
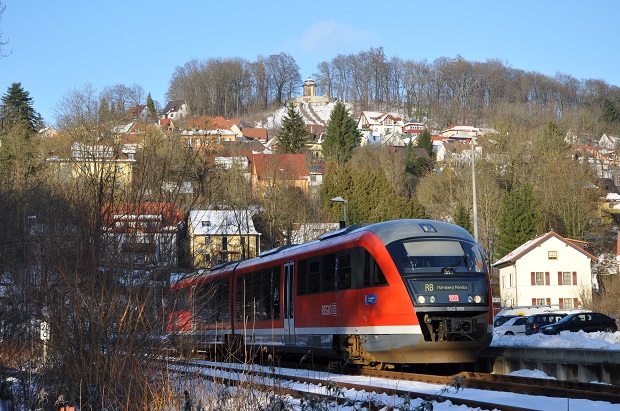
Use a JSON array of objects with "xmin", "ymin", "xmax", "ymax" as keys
[
  {"xmin": 416, "ymin": 128, "xmax": 433, "ymax": 156},
  {"xmin": 146, "ymin": 93, "xmax": 157, "ymax": 118},
  {"xmin": 453, "ymin": 202, "xmax": 473, "ymax": 234},
  {"xmin": 0, "ymin": 82, "xmax": 43, "ymax": 133},
  {"xmin": 405, "ymin": 140, "xmax": 433, "ymax": 177},
  {"xmin": 322, "ymin": 101, "xmax": 360, "ymax": 165},
  {"xmin": 494, "ymin": 183, "xmax": 541, "ymax": 260},
  {"xmin": 602, "ymin": 98, "xmax": 620, "ymax": 125},
  {"xmin": 277, "ymin": 104, "xmax": 308, "ymax": 154}
]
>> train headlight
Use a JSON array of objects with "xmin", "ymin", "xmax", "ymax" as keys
[
  {"xmin": 417, "ymin": 295, "xmax": 426, "ymax": 304},
  {"xmin": 429, "ymin": 296, "xmax": 436, "ymax": 303},
  {"xmin": 468, "ymin": 295, "xmax": 483, "ymax": 303}
]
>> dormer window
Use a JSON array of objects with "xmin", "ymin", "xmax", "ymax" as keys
[{"xmin": 201, "ymin": 221, "xmax": 211, "ymax": 228}]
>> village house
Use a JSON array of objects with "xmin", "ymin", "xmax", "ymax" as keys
[
  {"xmin": 402, "ymin": 122, "xmax": 425, "ymax": 135},
  {"xmin": 357, "ymin": 111, "xmax": 404, "ymax": 138},
  {"xmin": 250, "ymin": 153, "xmax": 310, "ymax": 197},
  {"xmin": 439, "ymin": 124, "xmax": 480, "ymax": 138},
  {"xmin": 100, "ymin": 202, "xmax": 184, "ymax": 269},
  {"xmin": 46, "ymin": 142, "xmax": 136, "ymax": 189},
  {"xmin": 598, "ymin": 133, "xmax": 620, "ymax": 150},
  {"xmin": 188, "ymin": 209, "xmax": 261, "ymax": 268},
  {"xmin": 493, "ymin": 231, "xmax": 598, "ymax": 310},
  {"xmin": 160, "ymin": 100, "xmax": 190, "ymax": 120}
]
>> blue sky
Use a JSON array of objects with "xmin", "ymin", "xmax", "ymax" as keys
[{"xmin": 1, "ymin": 0, "xmax": 619, "ymax": 126}]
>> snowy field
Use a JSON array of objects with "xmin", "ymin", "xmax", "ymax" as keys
[{"xmin": 491, "ymin": 329, "xmax": 620, "ymax": 350}]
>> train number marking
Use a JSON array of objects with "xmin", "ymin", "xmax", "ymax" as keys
[
  {"xmin": 322, "ymin": 303, "xmax": 337, "ymax": 316},
  {"xmin": 446, "ymin": 306, "xmax": 465, "ymax": 311}
]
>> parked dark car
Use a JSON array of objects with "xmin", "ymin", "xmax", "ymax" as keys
[
  {"xmin": 540, "ymin": 312, "xmax": 618, "ymax": 335},
  {"xmin": 525, "ymin": 313, "xmax": 567, "ymax": 335}
]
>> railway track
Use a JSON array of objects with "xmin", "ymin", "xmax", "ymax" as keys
[{"xmin": 164, "ymin": 357, "xmax": 620, "ymax": 410}]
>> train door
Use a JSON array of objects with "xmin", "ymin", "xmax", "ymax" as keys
[{"xmin": 283, "ymin": 261, "xmax": 295, "ymax": 344}]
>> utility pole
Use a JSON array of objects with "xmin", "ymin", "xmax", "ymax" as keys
[{"xmin": 471, "ymin": 137, "xmax": 479, "ymax": 242}]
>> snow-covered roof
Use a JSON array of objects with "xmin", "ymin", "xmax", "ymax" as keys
[
  {"xmin": 189, "ymin": 210, "xmax": 259, "ymax": 236},
  {"xmin": 493, "ymin": 231, "xmax": 598, "ymax": 267}
]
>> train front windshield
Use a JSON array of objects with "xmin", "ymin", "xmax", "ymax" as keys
[
  {"xmin": 387, "ymin": 238, "xmax": 489, "ymax": 307},
  {"xmin": 387, "ymin": 239, "xmax": 485, "ymax": 275}
]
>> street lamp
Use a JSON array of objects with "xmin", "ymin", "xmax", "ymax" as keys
[{"xmin": 331, "ymin": 196, "xmax": 348, "ymax": 228}]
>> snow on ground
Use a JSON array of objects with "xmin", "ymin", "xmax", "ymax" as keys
[
  {"xmin": 260, "ymin": 101, "xmax": 353, "ymax": 129},
  {"xmin": 491, "ymin": 330, "xmax": 620, "ymax": 350},
  {"xmin": 182, "ymin": 357, "xmax": 620, "ymax": 411},
  {"xmin": 174, "ymin": 332, "xmax": 620, "ymax": 410}
]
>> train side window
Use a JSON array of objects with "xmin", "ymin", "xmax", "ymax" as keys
[
  {"xmin": 272, "ymin": 266, "xmax": 281, "ymax": 319},
  {"xmin": 308, "ymin": 260, "xmax": 321, "ymax": 293},
  {"xmin": 337, "ymin": 254, "xmax": 352, "ymax": 290},
  {"xmin": 322, "ymin": 254, "xmax": 336, "ymax": 292},
  {"xmin": 375, "ymin": 264, "xmax": 387, "ymax": 285},
  {"xmin": 363, "ymin": 250, "xmax": 371, "ymax": 286},
  {"xmin": 364, "ymin": 250, "xmax": 388, "ymax": 286},
  {"xmin": 235, "ymin": 276, "xmax": 245, "ymax": 321},
  {"xmin": 245, "ymin": 273, "xmax": 256, "ymax": 321},
  {"xmin": 260, "ymin": 269, "xmax": 272, "ymax": 321},
  {"xmin": 220, "ymin": 279, "xmax": 229, "ymax": 322},
  {"xmin": 168, "ymin": 287, "xmax": 190, "ymax": 311},
  {"xmin": 297, "ymin": 260, "xmax": 307, "ymax": 295}
]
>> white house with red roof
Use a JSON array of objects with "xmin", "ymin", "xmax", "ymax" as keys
[
  {"xmin": 357, "ymin": 111, "xmax": 404, "ymax": 137},
  {"xmin": 493, "ymin": 231, "xmax": 598, "ymax": 310},
  {"xmin": 402, "ymin": 122, "xmax": 425, "ymax": 135}
]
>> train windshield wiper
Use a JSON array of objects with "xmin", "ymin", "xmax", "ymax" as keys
[{"xmin": 443, "ymin": 254, "xmax": 468, "ymax": 274}]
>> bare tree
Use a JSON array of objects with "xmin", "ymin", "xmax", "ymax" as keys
[
  {"xmin": 265, "ymin": 52, "xmax": 301, "ymax": 106},
  {"xmin": 0, "ymin": 2, "xmax": 10, "ymax": 58}
]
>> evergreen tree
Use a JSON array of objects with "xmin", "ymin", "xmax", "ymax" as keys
[
  {"xmin": 405, "ymin": 140, "xmax": 433, "ymax": 177},
  {"xmin": 146, "ymin": 93, "xmax": 157, "ymax": 118},
  {"xmin": 602, "ymin": 98, "xmax": 620, "ymax": 125},
  {"xmin": 277, "ymin": 103, "xmax": 308, "ymax": 153},
  {"xmin": 320, "ymin": 161, "xmax": 426, "ymax": 225},
  {"xmin": 322, "ymin": 101, "xmax": 360, "ymax": 165},
  {"xmin": 416, "ymin": 128, "xmax": 433, "ymax": 156},
  {"xmin": 0, "ymin": 82, "xmax": 43, "ymax": 133},
  {"xmin": 494, "ymin": 183, "xmax": 541, "ymax": 260},
  {"xmin": 453, "ymin": 202, "xmax": 472, "ymax": 234}
]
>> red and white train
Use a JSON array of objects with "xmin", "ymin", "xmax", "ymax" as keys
[{"xmin": 166, "ymin": 219, "xmax": 493, "ymax": 368}]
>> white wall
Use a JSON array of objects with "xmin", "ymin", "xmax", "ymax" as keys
[{"xmin": 499, "ymin": 236, "xmax": 593, "ymax": 308}]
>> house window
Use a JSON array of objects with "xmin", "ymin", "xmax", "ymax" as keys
[
  {"xmin": 558, "ymin": 271, "xmax": 577, "ymax": 285},
  {"xmin": 535, "ymin": 298, "xmax": 546, "ymax": 305},
  {"xmin": 535, "ymin": 272, "xmax": 544, "ymax": 285},
  {"xmin": 561, "ymin": 298, "xmax": 574, "ymax": 309},
  {"xmin": 548, "ymin": 250, "xmax": 557, "ymax": 260}
]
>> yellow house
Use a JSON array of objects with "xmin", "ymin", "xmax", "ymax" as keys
[
  {"xmin": 47, "ymin": 142, "xmax": 135, "ymax": 189},
  {"xmin": 188, "ymin": 209, "xmax": 261, "ymax": 269}
]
